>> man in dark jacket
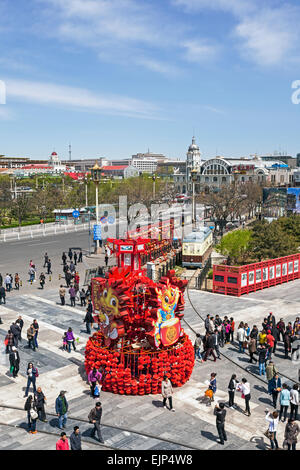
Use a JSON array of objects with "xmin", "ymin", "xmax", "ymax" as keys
[
  {"xmin": 34, "ymin": 386, "xmax": 47, "ymax": 422},
  {"xmin": 88, "ymin": 402, "xmax": 104, "ymax": 443},
  {"xmin": 284, "ymin": 331, "xmax": 291, "ymax": 359},
  {"xmin": 214, "ymin": 402, "xmax": 227, "ymax": 445},
  {"xmin": 203, "ymin": 333, "xmax": 217, "ymax": 362},
  {"xmin": 65, "ymin": 271, "xmax": 72, "ymax": 288},
  {"xmin": 55, "ymin": 391, "xmax": 68, "ymax": 429},
  {"xmin": 212, "ymin": 329, "xmax": 221, "ymax": 359},
  {"xmin": 10, "ymin": 322, "xmax": 21, "ymax": 348},
  {"xmin": 70, "ymin": 426, "xmax": 82, "ymax": 450},
  {"xmin": 16, "ymin": 316, "xmax": 24, "ymax": 343},
  {"xmin": 0, "ymin": 285, "xmax": 6, "ymax": 305},
  {"xmin": 269, "ymin": 374, "xmax": 282, "ymax": 409},
  {"xmin": 9, "ymin": 346, "xmax": 20, "ymax": 378},
  {"xmin": 84, "ymin": 309, "xmax": 94, "ymax": 334},
  {"xmin": 276, "ymin": 319, "xmax": 285, "ymax": 342}
]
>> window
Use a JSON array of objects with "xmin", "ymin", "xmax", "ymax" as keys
[
  {"xmin": 213, "ymin": 177, "xmax": 218, "ymax": 182},
  {"xmin": 215, "ymin": 275, "xmax": 224, "ymax": 282},
  {"xmin": 227, "ymin": 276, "xmax": 238, "ymax": 284},
  {"xmin": 222, "ymin": 177, "xmax": 226, "ymax": 182}
]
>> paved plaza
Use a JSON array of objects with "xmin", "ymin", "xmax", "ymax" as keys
[{"xmin": 0, "ymin": 265, "xmax": 299, "ymax": 450}]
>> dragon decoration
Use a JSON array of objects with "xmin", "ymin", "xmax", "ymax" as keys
[{"xmin": 85, "ymin": 266, "xmax": 195, "ymax": 395}]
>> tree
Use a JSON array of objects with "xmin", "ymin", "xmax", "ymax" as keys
[
  {"xmin": 10, "ymin": 194, "xmax": 32, "ymax": 228},
  {"xmin": 249, "ymin": 220, "xmax": 298, "ymax": 261},
  {"xmin": 216, "ymin": 229, "xmax": 252, "ymax": 265}
]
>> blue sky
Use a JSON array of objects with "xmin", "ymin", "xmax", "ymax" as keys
[{"xmin": 0, "ymin": 0, "xmax": 300, "ymax": 161}]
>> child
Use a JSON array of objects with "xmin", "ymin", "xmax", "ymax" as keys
[
  {"xmin": 62, "ymin": 332, "xmax": 67, "ymax": 351},
  {"xmin": 94, "ymin": 381, "xmax": 101, "ymax": 399}
]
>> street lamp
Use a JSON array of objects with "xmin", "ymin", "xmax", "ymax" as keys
[
  {"xmin": 91, "ymin": 162, "xmax": 102, "ymax": 254},
  {"xmin": 84, "ymin": 175, "xmax": 89, "ymax": 207},
  {"xmin": 191, "ymin": 169, "xmax": 198, "ymax": 227}
]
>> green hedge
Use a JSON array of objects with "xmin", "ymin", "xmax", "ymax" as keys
[{"xmin": 0, "ymin": 218, "xmax": 55, "ymax": 229}]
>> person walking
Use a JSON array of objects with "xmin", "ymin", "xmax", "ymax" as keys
[
  {"xmin": 84, "ymin": 309, "xmax": 94, "ymax": 335},
  {"xmin": 5, "ymin": 329, "xmax": 15, "ymax": 353},
  {"xmin": 80, "ymin": 288, "xmax": 86, "ymax": 307},
  {"xmin": 283, "ymin": 331, "xmax": 291, "ymax": 359},
  {"xmin": 10, "ymin": 321, "xmax": 21, "ymax": 348},
  {"xmin": 238, "ymin": 378, "xmax": 251, "ymax": 416},
  {"xmin": 78, "ymin": 250, "xmax": 83, "ymax": 263},
  {"xmin": 73, "ymin": 252, "xmax": 78, "ymax": 265},
  {"xmin": 269, "ymin": 374, "xmax": 282, "ymax": 409},
  {"xmin": 257, "ymin": 344, "xmax": 267, "ymax": 376},
  {"xmin": 266, "ymin": 361, "xmax": 277, "ymax": 395},
  {"xmin": 194, "ymin": 333, "xmax": 203, "ymax": 361},
  {"xmin": 39, "ymin": 272, "xmax": 46, "ymax": 289},
  {"xmin": 24, "ymin": 362, "xmax": 38, "ymax": 397},
  {"xmin": 14, "ymin": 273, "xmax": 20, "ymax": 290},
  {"xmin": 284, "ymin": 418, "xmax": 299, "ymax": 450},
  {"xmin": 248, "ymin": 336, "xmax": 257, "ymax": 363},
  {"xmin": 208, "ymin": 373, "xmax": 217, "ymax": 403},
  {"xmin": 214, "ymin": 402, "xmax": 227, "ymax": 445},
  {"xmin": 4, "ymin": 273, "xmax": 11, "ymax": 292},
  {"xmin": 43, "ymin": 252, "xmax": 49, "ymax": 268},
  {"xmin": 161, "ymin": 375, "xmax": 175, "ymax": 411},
  {"xmin": 237, "ymin": 323, "xmax": 246, "ymax": 353},
  {"xmin": 266, "ymin": 330, "xmax": 275, "ymax": 360},
  {"xmin": 105, "ymin": 253, "xmax": 109, "ymax": 267},
  {"xmin": 229, "ymin": 317, "xmax": 235, "ymax": 344},
  {"xmin": 59, "ymin": 285, "xmax": 66, "ymax": 306},
  {"xmin": 203, "ymin": 333, "xmax": 217, "ymax": 362},
  {"xmin": 70, "ymin": 261, "xmax": 75, "ymax": 275},
  {"xmin": 62, "ymin": 252, "xmax": 67, "ymax": 265},
  {"xmin": 69, "ymin": 285, "xmax": 76, "ymax": 307},
  {"xmin": 0, "ymin": 285, "xmax": 6, "ymax": 305},
  {"xmin": 27, "ymin": 324, "xmax": 37, "ymax": 351},
  {"xmin": 65, "ymin": 271, "xmax": 72, "ymax": 288},
  {"xmin": 34, "ymin": 386, "xmax": 47, "ymax": 422},
  {"xmin": 279, "ymin": 383, "xmax": 291, "ymax": 422},
  {"xmin": 9, "ymin": 346, "xmax": 20, "ymax": 378},
  {"xmin": 47, "ymin": 259, "xmax": 52, "ymax": 275},
  {"xmin": 88, "ymin": 402, "xmax": 104, "ymax": 443},
  {"xmin": 70, "ymin": 426, "xmax": 82, "ymax": 450},
  {"xmin": 56, "ymin": 391, "xmax": 68, "ymax": 429},
  {"xmin": 32, "ymin": 319, "xmax": 39, "ymax": 349},
  {"xmin": 228, "ymin": 374, "xmax": 238, "ymax": 409},
  {"xmin": 56, "ymin": 432, "xmax": 70, "ymax": 450},
  {"xmin": 213, "ymin": 329, "xmax": 221, "ymax": 359},
  {"xmin": 265, "ymin": 410, "xmax": 280, "ymax": 450},
  {"xmin": 66, "ymin": 327, "xmax": 76, "ymax": 353},
  {"xmin": 24, "ymin": 395, "xmax": 38, "ymax": 434},
  {"xmin": 16, "ymin": 316, "xmax": 24, "ymax": 343},
  {"xmin": 276, "ymin": 319, "xmax": 285, "ymax": 342},
  {"xmin": 290, "ymin": 384, "xmax": 299, "ymax": 421},
  {"xmin": 68, "ymin": 249, "xmax": 73, "ymax": 262},
  {"xmin": 88, "ymin": 367, "xmax": 102, "ymax": 397}
]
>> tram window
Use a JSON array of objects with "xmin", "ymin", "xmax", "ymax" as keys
[
  {"xmin": 227, "ymin": 276, "xmax": 238, "ymax": 284},
  {"xmin": 215, "ymin": 275, "xmax": 224, "ymax": 282}
]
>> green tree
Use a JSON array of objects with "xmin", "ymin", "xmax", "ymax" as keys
[
  {"xmin": 216, "ymin": 229, "xmax": 252, "ymax": 265},
  {"xmin": 249, "ymin": 220, "xmax": 298, "ymax": 261}
]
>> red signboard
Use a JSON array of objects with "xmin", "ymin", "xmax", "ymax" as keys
[{"xmin": 213, "ymin": 253, "xmax": 300, "ymax": 296}]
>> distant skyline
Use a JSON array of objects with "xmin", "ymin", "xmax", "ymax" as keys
[{"xmin": 1, "ymin": 0, "xmax": 300, "ymax": 160}]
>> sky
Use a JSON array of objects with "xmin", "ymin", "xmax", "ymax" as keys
[{"xmin": 0, "ymin": 0, "xmax": 300, "ymax": 161}]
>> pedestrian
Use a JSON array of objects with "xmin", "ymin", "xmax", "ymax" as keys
[
  {"xmin": 265, "ymin": 410, "xmax": 279, "ymax": 450},
  {"xmin": 70, "ymin": 261, "xmax": 75, "ymax": 274},
  {"xmin": 258, "ymin": 329, "xmax": 267, "ymax": 345},
  {"xmin": 267, "ymin": 312, "xmax": 276, "ymax": 328},
  {"xmin": 266, "ymin": 330, "xmax": 275, "ymax": 360},
  {"xmin": 10, "ymin": 321, "xmax": 21, "ymax": 348},
  {"xmin": 9, "ymin": 346, "xmax": 20, "ymax": 378},
  {"xmin": 283, "ymin": 331, "xmax": 291, "ymax": 359},
  {"xmin": 204, "ymin": 314, "xmax": 211, "ymax": 333},
  {"xmin": 70, "ymin": 426, "xmax": 82, "ymax": 450},
  {"xmin": 69, "ymin": 285, "xmax": 76, "ymax": 307},
  {"xmin": 4, "ymin": 329, "xmax": 14, "ymax": 353},
  {"xmin": 47, "ymin": 259, "xmax": 52, "ymax": 275},
  {"xmin": 80, "ymin": 288, "xmax": 86, "ymax": 307},
  {"xmin": 84, "ymin": 308, "xmax": 94, "ymax": 335},
  {"xmin": 0, "ymin": 272, "xmax": 2, "ymax": 286},
  {"xmin": 74, "ymin": 252, "xmax": 78, "ymax": 265},
  {"xmin": 105, "ymin": 254, "xmax": 109, "ymax": 267},
  {"xmin": 237, "ymin": 322, "xmax": 246, "ymax": 353},
  {"xmin": 62, "ymin": 252, "xmax": 67, "ymax": 265},
  {"xmin": 74, "ymin": 272, "xmax": 80, "ymax": 292},
  {"xmin": 244, "ymin": 323, "xmax": 250, "ymax": 339},
  {"xmin": 257, "ymin": 344, "xmax": 267, "ymax": 376},
  {"xmin": 194, "ymin": 333, "xmax": 203, "ymax": 361},
  {"xmin": 230, "ymin": 317, "xmax": 235, "ymax": 343},
  {"xmin": 78, "ymin": 250, "xmax": 83, "ymax": 263},
  {"xmin": 94, "ymin": 381, "xmax": 101, "ymax": 399},
  {"xmin": 228, "ymin": 374, "xmax": 238, "ymax": 409},
  {"xmin": 65, "ymin": 271, "xmax": 72, "ymax": 288},
  {"xmin": 39, "ymin": 272, "xmax": 46, "ymax": 289},
  {"xmin": 266, "ymin": 361, "xmax": 277, "ymax": 394},
  {"xmin": 213, "ymin": 329, "xmax": 221, "ymax": 359},
  {"xmin": 202, "ymin": 333, "xmax": 217, "ymax": 362},
  {"xmin": 34, "ymin": 386, "xmax": 47, "ymax": 422},
  {"xmin": 62, "ymin": 332, "xmax": 68, "ymax": 351},
  {"xmin": 43, "ymin": 252, "xmax": 49, "ymax": 268},
  {"xmin": 66, "ymin": 327, "xmax": 76, "ymax": 352},
  {"xmin": 88, "ymin": 402, "xmax": 104, "ymax": 443},
  {"xmin": 208, "ymin": 372, "xmax": 217, "ymax": 402},
  {"xmin": 214, "ymin": 402, "xmax": 227, "ymax": 445},
  {"xmin": 24, "ymin": 362, "xmax": 38, "ymax": 397},
  {"xmin": 276, "ymin": 318, "xmax": 285, "ymax": 342},
  {"xmin": 161, "ymin": 375, "xmax": 175, "ymax": 411},
  {"xmin": 269, "ymin": 374, "xmax": 282, "ymax": 409},
  {"xmin": 68, "ymin": 249, "xmax": 73, "ymax": 261},
  {"xmin": 16, "ymin": 316, "xmax": 24, "ymax": 343},
  {"xmin": 24, "ymin": 395, "xmax": 38, "ymax": 434},
  {"xmin": 56, "ymin": 432, "xmax": 70, "ymax": 450},
  {"xmin": 279, "ymin": 383, "xmax": 290, "ymax": 422},
  {"xmin": 55, "ymin": 391, "xmax": 68, "ymax": 429},
  {"xmin": 14, "ymin": 273, "xmax": 20, "ymax": 290},
  {"xmin": 27, "ymin": 324, "xmax": 37, "ymax": 351},
  {"xmin": 284, "ymin": 418, "xmax": 299, "ymax": 450},
  {"xmin": 248, "ymin": 336, "xmax": 257, "ymax": 363},
  {"xmin": 238, "ymin": 378, "xmax": 251, "ymax": 416},
  {"xmin": 88, "ymin": 367, "xmax": 102, "ymax": 397},
  {"xmin": 290, "ymin": 384, "xmax": 299, "ymax": 421},
  {"xmin": 59, "ymin": 285, "xmax": 66, "ymax": 306},
  {"xmin": 0, "ymin": 285, "xmax": 6, "ymax": 304},
  {"xmin": 4, "ymin": 273, "xmax": 11, "ymax": 292}
]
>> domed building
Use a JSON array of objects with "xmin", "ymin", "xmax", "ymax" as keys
[
  {"xmin": 48, "ymin": 151, "xmax": 68, "ymax": 173},
  {"xmin": 186, "ymin": 136, "xmax": 201, "ymax": 193}
]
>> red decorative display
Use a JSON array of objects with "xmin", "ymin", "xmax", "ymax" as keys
[
  {"xmin": 84, "ymin": 251, "xmax": 194, "ymax": 395},
  {"xmin": 213, "ymin": 253, "xmax": 300, "ymax": 296}
]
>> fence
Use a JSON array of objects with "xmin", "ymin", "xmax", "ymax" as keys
[
  {"xmin": 213, "ymin": 253, "xmax": 300, "ymax": 296},
  {"xmin": 0, "ymin": 222, "xmax": 90, "ymax": 242}
]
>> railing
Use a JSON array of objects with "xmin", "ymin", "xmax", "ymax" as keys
[{"xmin": 0, "ymin": 222, "xmax": 90, "ymax": 242}]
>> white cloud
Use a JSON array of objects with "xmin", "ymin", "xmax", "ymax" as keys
[
  {"xmin": 5, "ymin": 79, "xmax": 160, "ymax": 119},
  {"xmin": 172, "ymin": 0, "xmax": 254, "ymax": 16},
  {"xmin": 182, "ymin": 40, "xmax": 218, "ymax": 63}
]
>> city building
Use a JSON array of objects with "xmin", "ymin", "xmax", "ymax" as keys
[{"xmin": 101, "ymin": 165, "xmax": 139, "ymax": 179}]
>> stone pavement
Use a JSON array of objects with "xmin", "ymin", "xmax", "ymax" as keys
[{"xmin": 0, "ymin": 279, "xmax": 299, "ymax": 450}]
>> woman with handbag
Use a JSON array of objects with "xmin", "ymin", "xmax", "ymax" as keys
[
  {"xmin": 265, "ymin": 411, "xmax": 279, "ymax": 450},
  {"xmin": 24, "ymin": 395, "xmax": 38, "ymax": 434},
  {"xmin": 284, "ymin": 418, "xmax": 300, "ymax": 450}
]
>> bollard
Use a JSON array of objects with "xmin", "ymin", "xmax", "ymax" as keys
[
  {"xmin": 20, "ymin": 280, "xmax": 22, "ymax": 287},
  {"xmin": 59, "ymin": 274, "xmax": 61, "ymax": 280},
  {"xmin": 49, "ymin": 275, "xmax": 52, "ymax": 282},
  {"xmin": 30, "ymin": 279, "xmax": 33, "ymax": 285}
]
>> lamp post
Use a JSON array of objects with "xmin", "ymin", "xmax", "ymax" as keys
[
  {"xmin": 91, "ymin": 163, "xmax": 102, "ymax": 254},
  {"xmin": 191, "ymin": 169, "xmax": 198, "ymax": 228},
  {"xmin": 84, "ymin": 176, "xmax": 89, "ymax": 207}
]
